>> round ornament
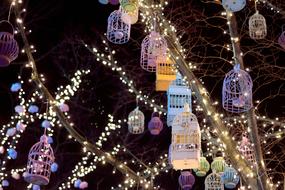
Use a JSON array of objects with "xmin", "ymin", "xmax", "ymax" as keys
[{"xmin": 222, "ymin": 0, "xmax": 246, "ymax": 12}]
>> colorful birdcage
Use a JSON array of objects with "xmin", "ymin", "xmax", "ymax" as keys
[
  {"xmin": 121, "ymin": 4, "xmax": 139, "ymax": 25},
  {"xmin": 0, "ymin": 21, "xmax": 19, "ymax": 67},
  {"xmin": 221, "ymin": 166, "xmax": 240, "ymax": 189},
  {"xmin": 205, "ymin": 172, "xmax": 224, "ymax": 190},
  {"xmin": 278, "ymin": 28, "xmax": 285, "ymax": 49},
  {"xmin": 140, "ymin": 31, "xmax": 167, "ymax": 72},
  {"xmin": 238, "ymin": 135, "xmax": 256, "ymax": 166},
  {"xmin": 127, "ymin": 107, "xmax": 144, "ymax": 134},
  {"xmin": 211, "ymin": 157, "xmax": 226, "ymax": 174},
  {"xmin": 148, "ymin": 112, "xmax": 163, "ymax": 135},
  {"xmin": 170, "ymin": 104, "xmax": 201, "ymax": 170},
  {"xmin": 222, "ymin": 0, "xmax": 246, "ymax": 12},
  {"xmin": 249, "ymin": 11, "xmax": 267, "ymax": 40},
  {"xmin": 107, "ymin": 9, "xmax": 131, "ymax": 44},
  {"xmin": 119, "ymin": 0, "xmax": 138, "ymax": 13},
  {"xmin": 24, "ymin": 135, "xmax": 55, "ymax": 185},
  {"xmin": 222, "ymin": 64, "xmax": 253, "ymax": 113},
  {"xmin": 193, "ymin": 157, "xmax": 210, "ymax": 177},
  {"xmin": 155, "ymin": 56, "xmax": 176, "ymax": 91},
  {"xmin": 167, "ymin": 73, "xmax": 192, "ymax": 126},
  {"xmin": 178, "ymin": 171, "xmax": 195, "ymax": 190}
]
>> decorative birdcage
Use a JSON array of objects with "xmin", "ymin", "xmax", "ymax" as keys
[
  {"xmin": 211, "ymin": 157, "xmax": 226, "ymax": 174},
  {"xmin": 24, "ymin": 135, "xmax": 55, "ymax": 185},
  {"xmin": 119, "ymin": 0, "xmax": 138, "ymax": 13},
  {"xmin": 193, "ymin": 157, "xmax": 210, "ymax": 177},
  {"xmin": 155, "ymin": 56, "xmax": 176, "ymax": 91},
  {"xmin": 238, "ymin": 135, "xmax": 256, "ymax": 166},
  {"xmin": 222, "ymin": 0, "xmax": 246, "ymax": 12},
  {"xmin": 148, "ymin": 112, "xmax": 163, "ymax": 135},
  {"xmin": 167, "ymin": 73, "xmax": 192, "ymax": 127},
  {"xmin": 127, "ymin": 107, "xmax": 144, "ymax": 134},
  {"xmin": 278, "ymin": 29, "xmax": 285, "ymax": 49},
  {"xmin": 249, "ymin": 11, "xmax": 267, "ymax": 40},
  {"xmin": 107, "ymin": 9, "xmax": 131, "ymax": 44},
  {"xmin": 0, "ymin": 21, "xmax": 19, "ymax": 67},
  {"xmin": 140, "ymin": 31, "xmax": 167, "ymax": 72},
  {"xmin": 222, "ymin": 64, "xmax": 253, "ymax": 113},
  {"xmin": 121, "ymin": 4, "xmax": 139, "ymax": 25},
  {"xmin": 221, "ymin": 166, "xmax": 240, "ymax": 189},
  {"xmin": 178, "ymin": 171, "xmax": 195, "ymax": 190},
  {"xmin": 205, "ymin": 172, "xmax": 224, "ymax": 190},
  {"xmin": 170, "ymin": 104, "xmax": 201, "ymax": 170}
]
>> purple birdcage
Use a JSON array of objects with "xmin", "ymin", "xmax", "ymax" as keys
[
  {"xmin": 222, "ymin": 64, "xmax": 253, "ymax": 113},
  {"xmin": 278, "ymin": 30, "xmax": 285, "ymax": 49},
  {"xmin": 178, "ymin": 171, "xmax": 195, "ymax": 190},
  {"xmin": 0, "ymin": 21, "xmax": 19, "ymax": 67},
  {"xmin": 140, "ymin": 31, "xmax": 167, "ymax": 72},
  {"xmin": 24, "ymin": 135, "xmax": 55, "ymax": 185},
  {"xmin": 238, "ymin": 135, "xmax": 256, "ymax": 166},
  {"xmin": 148, "ymin": 112, "xmax": 163, "ymax": 135},
  {"xmin": 106, "ymin": 8, "xmax": 131, "ymax": 44}
]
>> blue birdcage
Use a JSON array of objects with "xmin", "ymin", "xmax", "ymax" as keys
[
  {"xmin": 221, "ymin": 166, "xmax": 240, "ymax": 189},
  {"xmin": 222, "ymin": 64, "xmax": 253, "ymax": 113},
  {"xmin": 167, "ymin": 73, "xmax": 192, "ymax": 126}
]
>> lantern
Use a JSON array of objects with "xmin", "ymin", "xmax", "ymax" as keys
[
  {"xmin": 221, "ymin": 166, "xmax": 240, "ymax": 189},
  {"xmin": 148, "ymin": 112, "xmax": 163, "ymax": 135},
  {"xmin": 127, "ymin": 107, "xmax": 144, "ymax": 134},
  {"xmin": 121, "ymin": 4, "xmax": 139, "ymax": 25},
  {"xmin": 193, "ymin": 157, "xmax": 210, "ymax": 177},
  {"xmin": 107, "ymin": 9, "xmax": 131, "ymax": 44},
  {"xmin": 222, "ymin": 0, "xmax": 246, "ymax": 12},
  {"xmin": 222, "ymin": 64, "xmax": 253, "ymax": 113},
  {"xmin": 140, "ymin": 31, "xmax": 167, "ymax": 72},
  {"xmin": 0, "ymin": 21, "xmax": 19, "ymax": 67},
  {"xmin": 211, "ymin": 157, "xmax": 226, "ymax": 174},
  {"xmin": 119, "ymin": 0, "xmax": 138, "ymax": 13},
  {"xmin": 170, "ymin": 104, "xmax": 201, "ymax": 170},
  {"xmin": 278, "ymin": 29, "xmax": 285, "ymax": 49},
  {"xmin": 178, "ymin": 171, "xmax": 195, "ymax": 190},
  {"xmin": 249, "ymin": 11, "xmax": 267, "ymax": 40},
  {"xmin": 205, "ymin": 172, "xmax": 224, "ymax": 190},
  {"xmin": 24, "ymin": 135, "xmax": 55, "ymax": 185},
  {"xmin": 167, "ymin": 73, "xmax": 192, "ymax": 127},
  {"xmin": 155, "ymin": 56, "xmax": 176, "ymax": 91},
  {"xmin": 238, "ymin": 135, "xmax": 256, "ymax": 166}
]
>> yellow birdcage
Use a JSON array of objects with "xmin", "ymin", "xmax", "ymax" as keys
[{"xmin": 155, "ymin": 56, "xmax": 176, "ymax": 91}]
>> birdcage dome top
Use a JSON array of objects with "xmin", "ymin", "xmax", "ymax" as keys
[{"xmin": 172, "ymin": 104, "xmax": 198, "ymax": 130}]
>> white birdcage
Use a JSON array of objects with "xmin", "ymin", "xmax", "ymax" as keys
[
  {"xmin": 24, "ymin": 135, "xmax": 55, "ymax": 185},
  {"xmin": 170, "ymin": 104, "xmax": 201, "ymax": 170},
  {"xmin": 167, "ymin": 73, "xmax": 192, "ymax": 127},
  {"xmin": 205, "ymin": 172, "xmax": 224, "ymax": 190},
  {"xmin": 238, "ymin": 135, "xmax": 256, "ymax": 166},
  {"xmin": 107, "ymin": 8, "xmax": 131, "ymax": 44},
  {"xmin": 140, "ymin": 31, "xmax": 167, "ymax": 72},
  {"xmin": 127, "ymin": 107, "xmax": 144, "ymax": 134},
  {"xmin": 155, "ymin": 56, "xmax": 176, "ymax": 91},
  {"xmin": 222, "ymin": 64, "xmax": 253, "ymax": 113},
  {"xmin": 249, "ymin": 11, "xmax": 267, "ymax": 40}
]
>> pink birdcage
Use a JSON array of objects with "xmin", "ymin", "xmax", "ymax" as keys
[
  {"xmin": 222, "ymin": 64, "xmax": 253, "ymax": 113},
  {"xmin": 178, "ymin": 171, "xmax": 195, "ymax": 190},
  {"xmin": 238, "ymin": 135, "xmax": 256, "ymax": 166},
  {"xmin": 148, "ymin": 112, "xmax": 163, "ymax": 135},
  {"xmin": 107, "ymin": 8, "xmax": 131, "ymax": 44},
  {"xmin": 140, "ymin": 31, "xmax": 167, "ymax": 72},
  {"xmin": 0, "ymin": 21, "xmax": 19, "ymax": 67},
  {"xmin": 278, "ymin": 27, "xmax": 285, "ymax": 49},
  {"xmin": 24, "ymin": 135, "xmax": 55, "ymax": 185}
]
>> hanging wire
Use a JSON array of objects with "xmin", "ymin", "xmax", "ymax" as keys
[
  {"xmin": 7, "ymin": 1, "xmax": 16, "ymax": 22},
  {"xmin": 255, "ymin": 0, "xmax": 258, "ymax": 12}
]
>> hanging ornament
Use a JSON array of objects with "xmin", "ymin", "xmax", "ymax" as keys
[
  {"xmin": 10, "ymin": 82, "xmax": 22, "ymax": 92},
  {"xmin": 221, "ymin": 166, "xmax": 240, "ymax": 189},
  {"xmin": 167, "ymin": 73, "xmax": 192, "ymax": 126},
  {"xmin": 170, "ymin": 104, "xmax": 201, "ymax": 170},
  {"xmin": 79, "ymin": 181, "xmax": 89, "ymax": 189},
  {"xmin": 278, "ymin": 26, "xmax": 285, "ymax": 49},
  {"xmin": 59, "ymin": 103, "xmax": 69, "ymax": 112},
  {"xmin": 98, "ymin": 0, "xmax": 109, "ymax": 4},
  {"xmin": 107, "ymin": 8, "xmax": 131, "ymax": 44},
  {"xmin": 222, "ymin": 64, "xmax": 253, "ymax": 113},
  {"xmin": 28, "ymin": 105, "xmax": 39, "ymax": 113},
  {"xmin": 238, "ymin": 135, "xmax": 256, "ymax": 166},
  {"xmin": 119, "ymin": 0, "xmax": 138, "ymax": 13},
  {"xmin": 193, "ymin": 157, "xmax": 210, "ymax": 177},
  {"xmin": 127, "ymin": 107, "xmax": 145, "ymax": 134},
  {"xmin": 178, "ymin": 171, "xmax": 195, "ymax": 190},
  {"xmin": 148, "ymin": 112, "xmax": 163, "ymax": 135},
  {"xmin": 205, "ymin": 172, "xmax": 224, "ymax": 190},
  {"xmin": 11, "ymin": 172, "xmax": 20, "ymax": 180},
  {"xmin": 1, "ymin": 180, "xmax": 9, "ymax": 187},
  {"xmin": 74, "ymin": 179, "xmax": 82, "ymax": 188},
  {"xmin": 109, "ymin": 0, "xmax": 120, "ymax": 5},
  {"xmin": 16, "ymin": 121, "xmax": 26, "ymax": 132},
  {"xmin": 8, "ymin": 148, "xmax": 17, "ymax": 159},
  {"xmin": 24, "ymin": 135, "xmax": 55, "ymax": 185},
  {"xmin": 155, "ymin": 56, "xmax": 176, "ymax": 91},
  {"xmin": 0, "ymin": 21, "xmax": 19, "ymax": 67},
  {"xmin": 140, "ymin": 31, "xmax": 167, "ymax": 72},
  {"xmin": 211, "ymin": 157, "xmax": 226, "ymax": 174},
  {"xmin": 121, "ymin": 4, "xmax": 139, "ymax": 25},
  {"xmin": 222, "ymin": 0, "xmax": 246, "ymax": 12},
  {"xmin": 249, "ymin": 11, "xmax": 267, "ymax": 40},
  {"xmin": 15, "ymin": 105, "xmax": 25, "ymax": 114}
]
